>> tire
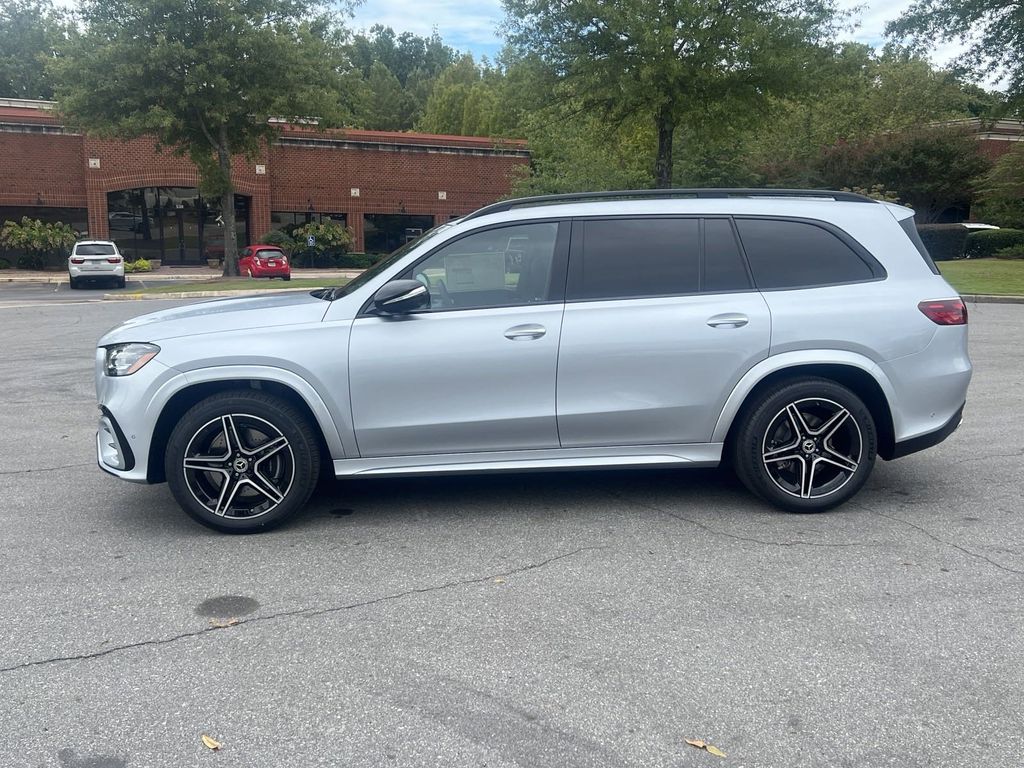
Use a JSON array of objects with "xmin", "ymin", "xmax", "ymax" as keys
[
  {"xmin": 116, "ymin": 276, "xmax": 126, "ymax": 289},
  {"xmin": 69, "ymin": 277, "xmax": 80, "ymax": 289},
  {"xmin": 732, "ymin": 378, "xmax": 876, "ymax": 513},
  {"xmin": 164, "ymin": 391, "xmax": 321, "ymax": 533},
  {"xmin": 282, "ymin": 274, "xmax": 291, "ymax": 281}
]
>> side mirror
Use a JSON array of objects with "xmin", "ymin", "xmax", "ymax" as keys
[{"xmin": 372, "ymin": 279, "xmax": 430, "ymax": 315}]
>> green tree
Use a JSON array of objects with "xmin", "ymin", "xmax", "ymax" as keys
[
  {"xmin": 358, "ymin": 61, "xmax": 409, "ymax": 131},
  {"xmin": 53, "ymin": 0, "xmax": 348, "ymax": 276},
  {"xmin": 750, "ymin": 45, "xmax": 989, "ymax": 185},
  {"xmin": 887, "ymin": 1, "xmax": 1024, "ymax": 104},
  {"xmin": 0, "ymin": 0, "xmax": 70, "ymax": 99},
  {"xmin": 817, "ymin": 126, "xmax": 990, "ymax": 222},
  {"xmin": 502, "ymin": 0, "xmax": 840, "ymax": 188},
  {"xmin": 417, "ymin": 56, "xmax": 503, "ymax": 136},
  {"xmin": 973, "ymin": 144, "xmax": 1024, "ymax": 227}
]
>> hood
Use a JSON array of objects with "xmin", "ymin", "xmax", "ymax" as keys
[{"xmin": 98, "ymin": 291, "xmax": 330, "ymax": 345}]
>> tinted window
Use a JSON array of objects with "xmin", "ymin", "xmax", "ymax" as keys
[
  {"xmin": 576, "ymin": 218, "xmax": 699, "ymax": 299},
  {"xmin": 704, "ymin": 219, "xmax": 751, "ymax": 292},
  {"xmin": 76, "ymin": 244, "xmax": 116, "ymax": 256},
  {"xmin": 406, "ymin": 222, "xmax": 558, "ymax": 311},
  {"xmin": 734, "ymin": 218, "xmax": 875, "ymax": 289}
]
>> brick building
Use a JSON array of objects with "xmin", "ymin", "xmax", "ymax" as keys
[{"xmin": 0, "ymin": 99, "xmax": 530, "ymax": 264}]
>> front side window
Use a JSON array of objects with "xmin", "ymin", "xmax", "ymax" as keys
[
  {"xmin": 405, "ymin": 223, "xmax": 559, "ymax": 311},
  {"xmin": 572, "ymin": 218, "xmax": 700, "ymax": 300},
  {"xmin": 734, "ymin": 218, "xmax": 877, "ymax": 290}
]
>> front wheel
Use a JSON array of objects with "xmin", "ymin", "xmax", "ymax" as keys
[
  {"xmin": 165, "ymin": 391, "xmax": 321, "ymax": 533},
  {"xmin": 732, "ymin": 378, "xmax": 876, "ymax": 513}
]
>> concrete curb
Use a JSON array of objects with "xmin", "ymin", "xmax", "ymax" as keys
[
  {"xmin": 962, "ymin": 294, "xmax": 1024, "ymax": 304},
  {"xmin": 0, "ymin": 275, "xmax": 220, "ymax": 284}
]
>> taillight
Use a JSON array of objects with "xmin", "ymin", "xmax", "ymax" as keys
[
  {"xmin": 70, "ymin": 257, "xmax": 85, "ymax": 264},
  {"xmin": 919, "ymin": 298, "xmax": 967, "ymax": 325},
  {"xmin": 107, "ymin": 256, "xmax": 122, "ymax": 264}
]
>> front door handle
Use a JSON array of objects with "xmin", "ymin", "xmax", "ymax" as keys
[
  {"xmin": 707, "ymin": 313, "xmax": 749, "ymax": 329},
  {"xmin": 504, "ymin": 323, "xmax": 546, "ymax": 340}
]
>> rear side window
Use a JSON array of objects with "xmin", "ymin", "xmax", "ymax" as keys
[
  {"xmin": 734, "ymin": 218, "xmax": 876, "ymax": 290},
  {"xmin": 75, "ymin": 244, "xmax": 116, "ymax": 256},
  {"xmin": 574, "ymin": 218, "xmax": 700, "ymax": 299}
]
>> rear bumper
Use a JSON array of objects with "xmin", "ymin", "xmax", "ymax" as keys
[
  {"xmin": 890, "ymin": 402, "xmax": 964, "ymax": 459},
  {"xmin": 250, "ymin": 264, "xmax": 290, "ymax": 278}
]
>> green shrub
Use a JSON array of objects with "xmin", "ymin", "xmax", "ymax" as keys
[
  {"xmin": 0, "ymin": 257, "xmax": 11, "ymax": 269},
  {"xmin": 917, "ymin": 224, "xmax": 969, "ymax": 261},
  {"xmin": 994, "ymin": 244, "xmax": 1024, "ymax": 260},
  {"xmin": 259, "ymin": 229, "xmax": 296, "ymax": 253},
  {"xmin": 964, "ymin": 228, "xmax": 1024, "ymax": 259},
  {"xmin": 125, "ymin": 258, "xmax": 152, "ymax": 273},
  {"xmin": 337, "ymin": 252, "xmax": 378, "ymax": 269}
]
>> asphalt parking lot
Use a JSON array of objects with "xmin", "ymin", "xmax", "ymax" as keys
[{"xmin": 0, "ymin": 296, "xmax": 1021, "ymax": 768}]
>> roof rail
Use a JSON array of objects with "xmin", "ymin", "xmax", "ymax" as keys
[{"xmin": 464, "ymin": 188, "xmax": 877, "ymax": 221}]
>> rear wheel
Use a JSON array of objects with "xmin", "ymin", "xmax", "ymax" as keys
[
  {"xmin": 165, "ymin": 391, "xmax": 321, "ymax": 533},
  {"xmin": 116, "ymin": 276, "xmax": 126, "ymax": 289},
  {"xmin": 732, "ymin": 378, "xmax": 876, "ymax": 513},
  {"xmin": 69, "ymin": 277, "xmax": 80, "ymax": 289},
  {"xmin": 282, "ymin": 274, "xmax": 291, "ymax": 281}
]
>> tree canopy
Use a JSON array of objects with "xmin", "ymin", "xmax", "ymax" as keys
[
  {"xmin": 54, "ymin": 0, "xmax": 349, "ymax": 274},
  {"xmin": 502, "ymin": 0, "xmax": 843, "ymax": 187},
  {"xmin": 888, "ymin": 0, "xmax": 1024, "ymax": 104},
  {"xmin": 0, "ymin": 0, "xmax": 70, "ymax": 100}
]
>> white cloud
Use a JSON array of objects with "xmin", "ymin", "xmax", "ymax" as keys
[{"xmin": 350, "ymin": 0, "xmax": 504, "ymax": 58}]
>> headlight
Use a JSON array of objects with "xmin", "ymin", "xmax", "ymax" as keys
[{"xmin": 104, "ymin": 343, "xmax": 160, "ymax": 376}]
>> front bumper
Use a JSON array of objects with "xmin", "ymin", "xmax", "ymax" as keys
[{"xmin": 95, "ymin": 352, "xmax": 183, "ymax": 483}]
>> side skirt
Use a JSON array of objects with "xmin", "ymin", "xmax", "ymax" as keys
[{"xmin": 333, "ymin": 443, "xmax": 723, "ymax": 478}]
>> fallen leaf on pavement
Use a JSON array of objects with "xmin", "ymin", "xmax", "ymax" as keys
[
  {"xmin": 686, "ymin": 738, "xmax": 726, "ymax": 757},
  {"xmin": 209, "ymin": 618, "xmax": 239, "ymax": 628},
  {"xmin": 201, "ymin": 734, "xmax": 222, "ymax": 751},
  {"xmin": 493, "ymin": 577, "xmax": 506, "ymax": 584}
]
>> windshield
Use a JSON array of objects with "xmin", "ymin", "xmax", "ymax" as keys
[{"xmin": 315, "ymin": 223, "xmax": 455, "ymax": 301}]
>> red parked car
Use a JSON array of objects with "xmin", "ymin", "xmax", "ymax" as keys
[{"xmin": 238, "ymin": 245, "xmax": 291, "ymax": 280}]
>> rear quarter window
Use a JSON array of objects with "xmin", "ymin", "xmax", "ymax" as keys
[{"xmin": 734, "ymin": 218, "xmax": 879, "ymax": 290}]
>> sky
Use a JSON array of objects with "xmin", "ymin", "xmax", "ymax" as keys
[{"xmin": 349, "ymin": 0, "xmax": 981, "ymax": 76}]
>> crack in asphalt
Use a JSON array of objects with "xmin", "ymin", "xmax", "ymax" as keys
[
  {"xmin": 0, "ymin": 462, "xmax": 94, "ymax": 476},
  {"xmin": 860, "ymin": 506, "xmax": 1024, "ymax": 577},
  {"xmin": 0, "ymin": 546, "xmax": 606, "ymax": 675},
  {"xmin": 609, "ymin": 491, "xmax": 877, "ymax": 548}
]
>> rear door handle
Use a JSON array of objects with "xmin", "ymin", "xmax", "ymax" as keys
[
  {"xmin": 504, "ymin": 323, "xmax": 546, "ymax": 340},
  {"xmin": 707, "ymin": 313, "xmax": 749, "ymax": 329}
]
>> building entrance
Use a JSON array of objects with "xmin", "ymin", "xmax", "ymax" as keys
[{"xmin": 106, "ymin": 188, "xmax": 250, "ymax": 264}]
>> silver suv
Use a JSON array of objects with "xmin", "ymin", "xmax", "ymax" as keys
[{"xmin": 94, "ymin": 189, "xmax": 971, "ymax": 533}]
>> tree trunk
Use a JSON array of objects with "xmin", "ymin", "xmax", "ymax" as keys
[
  {"xmin": 654, "ymin": 105, "xmax": 675, "ymax": 189},
  {"xmin": 218, "ymin": 126, "xmax": 239, "ymax": 277}
]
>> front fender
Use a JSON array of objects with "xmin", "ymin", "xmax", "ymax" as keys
[
  {"xmin": 710, "ymin": 350, "xmax": 901, "ymax": 443},
  {"xmin": 179, "ymin": 365, "xmax": 351, "ymax": 458}
]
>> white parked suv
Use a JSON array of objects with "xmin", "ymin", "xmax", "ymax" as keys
[
  {"xmin": 69, "ymin": 240, "xmax": 125, "ymax": 289},
  {"xmin": 94, "ymin": 189, "xmax": 971, "ymax": 533}
]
